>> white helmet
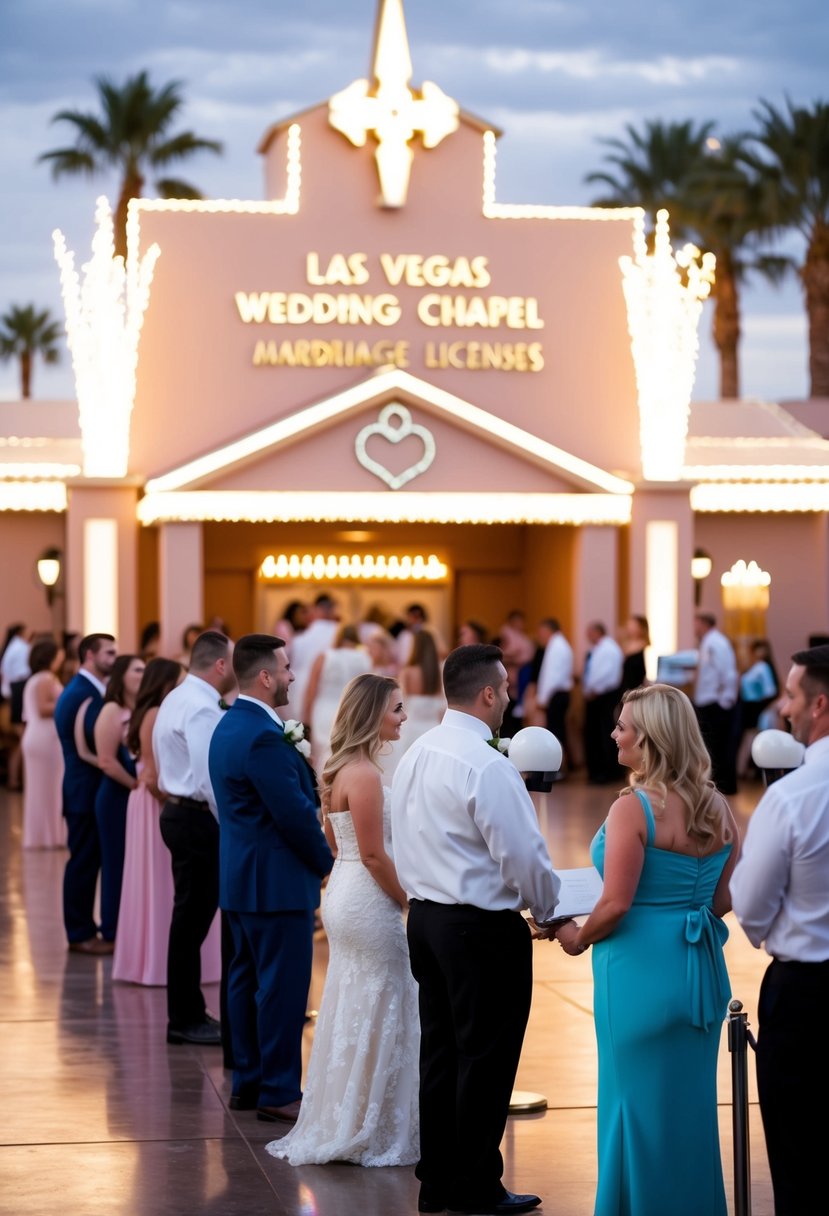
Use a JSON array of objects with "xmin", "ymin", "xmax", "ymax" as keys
[
  {"xmin": 751, "ymin": 729, "xmax": 804, "ymax": 771},
  {"xmin": 507, "ymin": 726, "xmax": 563, "ymax": 774}
]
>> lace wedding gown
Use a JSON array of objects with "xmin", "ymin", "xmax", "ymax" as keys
[{"xmin": 266, "ymin": 790, "xmax": 419, "ymax": 1166}]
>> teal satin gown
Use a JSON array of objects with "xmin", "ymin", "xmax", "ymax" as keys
[{"xmin": 589, "ymin": 789, "xmax": 732, "ymax": 1216}]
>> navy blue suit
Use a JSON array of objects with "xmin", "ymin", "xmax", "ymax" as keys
[
  {"xmin": 54, "ymin": 674, "xmax": 104, "ymax": 943},
  {"xmin": 208, "ymin": 698, "xmax": 333, "ymax": 1107}
]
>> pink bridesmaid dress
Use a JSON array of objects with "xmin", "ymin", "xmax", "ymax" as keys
[
  {"xmin": 112, "ymin": 763, "xmax": 221, "ymax": 985},
  {"xmin": 21, "ymin": 671, "xmax": 66, "ymax": 849}
]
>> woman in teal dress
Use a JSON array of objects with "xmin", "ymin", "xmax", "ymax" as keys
[{"xmin": 554, "ymin": 683, "xmax": 740, "ymax": 1216}]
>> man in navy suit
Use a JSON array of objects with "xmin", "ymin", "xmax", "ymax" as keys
[
  {"xmin": 54, "ymin": 632, "xmax": 117, "ymax": 954},
  {"xmin": 209, "ymin": 634, "xmax": 333, "ymax": 1122}
]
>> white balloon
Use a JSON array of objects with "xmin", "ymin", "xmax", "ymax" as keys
[
  {"xmin": 507, "ymin": 726, "xmax": 563, "ymax": 773},
  {"xmin": 751, "ymin": 729, "xmax": 805, "ymax": 770}
]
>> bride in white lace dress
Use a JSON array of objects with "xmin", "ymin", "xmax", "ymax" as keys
[{"xmin": 266, "ymin": 673, "xmax": 419, "ymax": 1167}]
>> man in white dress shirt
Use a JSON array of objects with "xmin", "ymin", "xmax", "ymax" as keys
[
  {"xmin": 693, "ymin": 612, "xmax": 739, "ymax": 793},
  {"xmin": 534, "ymin": 618, "xmax": 574, "ymax": 768},
  {"xmin": 392, "ymin": 643, "xmax": 561, "ymax": 1216},
  {"xmin": 730, "ymin": 643, "xmax": 829, "ymax": 1216},
  {"xmin": 154, "ymin": 631, "xmax": 236, "ymax": 1046},
  {"xmin": 582, "ymin": 621, "xmax": 624, "ymax": 784},
  {"xmin": 287, "ymin": 594, "xmax": 339, "ymax": 727}
]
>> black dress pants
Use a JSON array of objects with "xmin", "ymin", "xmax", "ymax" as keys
[
  {"xmin": 694, "ymin": 702, "xmax": 738, "ymax": 794},
  {"xmin": 584, "ymin": 691, "xmax": 621, "ymax": 782},
  {"xmin": 756, "ymin": 957, "xmax": 829, "ymax": 1216},
  {"xmin": 159, "ymin": 801, "xmax": 219, "ymax": 1029},
  {"xmin": 407, "ymin": 901, "xmax": 533, "ymax": 1209}
]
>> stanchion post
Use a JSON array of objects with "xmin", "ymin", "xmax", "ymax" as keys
[{"xmin": 727, "ymin": 998, "xmax": 755, "ymax": 1216}]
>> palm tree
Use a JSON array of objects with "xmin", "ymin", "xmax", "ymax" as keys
[
  {"xmin": 585, "ymin": 118, "xmax": 717, "ymax": 241},
  {"xmin": 742, "ymin": 98, "xmax": 829, "ymax": 398},
  {"xmin": 0, "ymin": 304, "xmax": 62, "ymax": 399},
  {"xmin": 586, "ymin": 120, "xmax": 784, "ymax": 399},
  {"xmin": 39, "ymin": 71, "xmax": 223, "ymax": 259},
  {"xmin": 683, "ymin": 137, "xmax": 788, "ymax": 399}
]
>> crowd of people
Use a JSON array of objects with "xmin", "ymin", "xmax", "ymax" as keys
[{"xmin": 1, "ymin": 603, "xmax": 826, "ymax": 1216}]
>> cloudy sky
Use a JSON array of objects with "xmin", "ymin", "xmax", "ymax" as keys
[{"xmin": 1, "ymin": 0, "xmax": 826, "ymax": 402}]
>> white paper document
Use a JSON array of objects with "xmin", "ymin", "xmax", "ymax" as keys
[{"xmin": 550, "ymin": 866, "xmax": 603, "ymax": 918}]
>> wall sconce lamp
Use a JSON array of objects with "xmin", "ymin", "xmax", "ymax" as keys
[
  {"xmin": 691, "ymin": 547, "xmax": 713, "ymax": 607},
  {"xmin": 36, "ymin": 548, "xmax": 63, "ymax": 605}
]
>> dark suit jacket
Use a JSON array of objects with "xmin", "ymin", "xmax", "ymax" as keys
[
  {"xmin": 208, "ymin": 698, "xmax": 333, "ymax": 913},
  {"xmin": 54, "ymin": 673, "xmax": 103, "ymax": 814}
]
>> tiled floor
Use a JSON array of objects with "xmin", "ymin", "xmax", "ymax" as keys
[{"xmin": 0, "ymin": 778, "xmax": 774, "ymax": 1215}]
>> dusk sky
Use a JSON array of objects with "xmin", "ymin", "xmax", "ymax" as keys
[{"xmin": 2, "ymin": 0, "xmax": 826, "ymax": 402}]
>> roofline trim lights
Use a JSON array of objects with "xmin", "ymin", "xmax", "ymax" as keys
[{"xmin": 137, "ymin": 490, "xmax": 633, "ymax": 527}]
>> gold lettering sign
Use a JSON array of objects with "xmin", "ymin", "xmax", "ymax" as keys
[{"xmin": 237, "ymin": 250, "xmax": 545, "ymax": 372}]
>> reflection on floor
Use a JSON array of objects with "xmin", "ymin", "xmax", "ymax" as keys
[{"xmin": 0, "ymin": 777, "xmax": 773, "ymax": 1215}]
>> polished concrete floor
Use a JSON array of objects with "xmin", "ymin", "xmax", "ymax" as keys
[{"xmin": 0, "ymin": 778, "xmax": 774, "ymax": 1216}]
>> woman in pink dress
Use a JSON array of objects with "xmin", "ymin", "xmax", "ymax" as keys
[
  {"xmin": 21, "ymin": 636, "xmax": 66, "ymax": 849},
  {"xmin": 113, "ymin": 658, "xmax": 222, "ymax": 986}
]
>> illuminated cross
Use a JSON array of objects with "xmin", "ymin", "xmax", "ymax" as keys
[{"xmin": 329, "ymin": 0, "xmax": 459, "ymax": 207}]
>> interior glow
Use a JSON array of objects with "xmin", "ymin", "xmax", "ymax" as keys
[
  {"xmin": 259, "ymin": 552, "xmax": 449, "ymax": 582},
  {"xmin": 645, "ymin": 521, "xmax": 678, "ymax": 678},
  {"xmin": 53, "ymin": 196, "xmax": 160, "ymax": 478},
  {"xmin": 138, "ymin": 490, "xmax": 633, "ymax": 527},
  {"xmin": 721, "ymin": 559, "xmax": 771, "ymax": 608},
  {"xmin": 84, "ymin": 518, "xmax": 118, "ymax": 637},
  {"xmin": 0, "ymin": 482, "xmax": 67, "ymax": 512},
  {"xmin": 690, "ymin": 483, "xmax": 829, "ymax": 512},
  {"xmin": 620, "ymin": 209, "xmax": 715, "ymax": 481},
  {"xmin": 144, "ymin": 367, "xmax": 633, "ymax": 496},
  {"xmin": 328, "ymin": 0, "xmax": 458, "ymax": 207}
]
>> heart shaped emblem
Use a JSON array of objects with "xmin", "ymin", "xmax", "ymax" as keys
[{"xmin": 355, "ymin": 403, "xmax": 436, "ymax": 490}]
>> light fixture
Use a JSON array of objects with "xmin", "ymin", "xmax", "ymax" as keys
[
  {"xmin": 691, "ymin": 547, "xmax": 713, "ymax": 607},
  {"xmin": 258, "ymin": 553, "xmax": 449, "ymax": 583},
  {"xmin": 721, "ymin": 559, "xmax": 770, "ymax": 610},
  {"xmin": 36, "ymin": 547, "xmax": 63, "ymax": 608}
]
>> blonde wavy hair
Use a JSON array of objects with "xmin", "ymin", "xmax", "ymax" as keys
[
  {"xmin": 321, "ymin": 673, "xmax": 400, "ymax": 803},
  {"xmin": 621, "ymin": 683, "xmax": 732, "ymax": 847}
]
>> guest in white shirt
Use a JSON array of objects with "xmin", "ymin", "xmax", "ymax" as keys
[
  {"xmin": 730, "ymin": 643, "xmax": 829, "ymax": 1216},
  {"xmin": 1, "ymin": 623, "xmax": 31, "ymax": 789},
  {"xmin": 534, "ymin": 618, "xmax": 573, "ymax": 772},
  {"xmin": 391, "ymin": 643, "xmax": 560, "ymax": 1216},
  {"xmin": 693, "ymin": 613, "xmax": 739, "ymax": 794},
  {"xmin": 287, "ymin": 594, "xmax": 339, "ymax": 727},
  {"xmin": 154, "ymin": 630, "xmax": 236, "ymax": 1047},
  {"xmin": 582, "ymin": 621, "xmax": 624, "ymax": 784}
]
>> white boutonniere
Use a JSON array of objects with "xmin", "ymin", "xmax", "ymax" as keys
[
  {"xmin": 283, "ymin": 719, "xmax": 312, "ymax": 759},
  {"xmin": 487, "ymin": 735, "xmax": 510, "ymax": 754}
]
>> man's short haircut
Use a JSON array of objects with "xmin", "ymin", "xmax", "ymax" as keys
[
  {"xmin": 188, "ymin": 630, "xmax": 231, "ymax": 672},
  {"xmin": 695, "ymin": 612, "xmax": 716, "ymax": 628},
  {"xmin": 443, "ymin": 643, "xmax": 504, "ymax": 705},
  {"xmin": 78, "ymin": 633, "xmax": 115, "ymax": 664},
  {"xmin": 540, "ymin": 617, "xmax": 560, "ymax": 633},
  {"xmin": 792, "ymin": 643, "xmax": 829, "ymax": 700},
  {"xmin": 232, "ymin": 633, "xmax": 285, "ymax": 683},
  {"xmin": 406, "ymin": 603, "xmax": 427, "ymax": 620}
]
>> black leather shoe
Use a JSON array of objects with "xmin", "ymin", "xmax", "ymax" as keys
[
  {"xmin": 229, "ymin": 1092, "xmax": 257, "ymax": 1111},
  {"xmin": 418, "ymin": 1185, "xmax": 446, "ymax": 1213},
  {"xmin": 448, "ymin": 1192, "xmax": 542, "ymax": 1215},
  {"xmin": 166, "ymin": 1020, "xmax": 222, "ymax": 1045}
]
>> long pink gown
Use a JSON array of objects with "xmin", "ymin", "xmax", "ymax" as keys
[
  {"xmin": 112, "ymin": 763, "xmax": 221, "ymax": 986},
  {"xmin": 21, "ymin": 672, "xmax": 66, "ymax": 849}
]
